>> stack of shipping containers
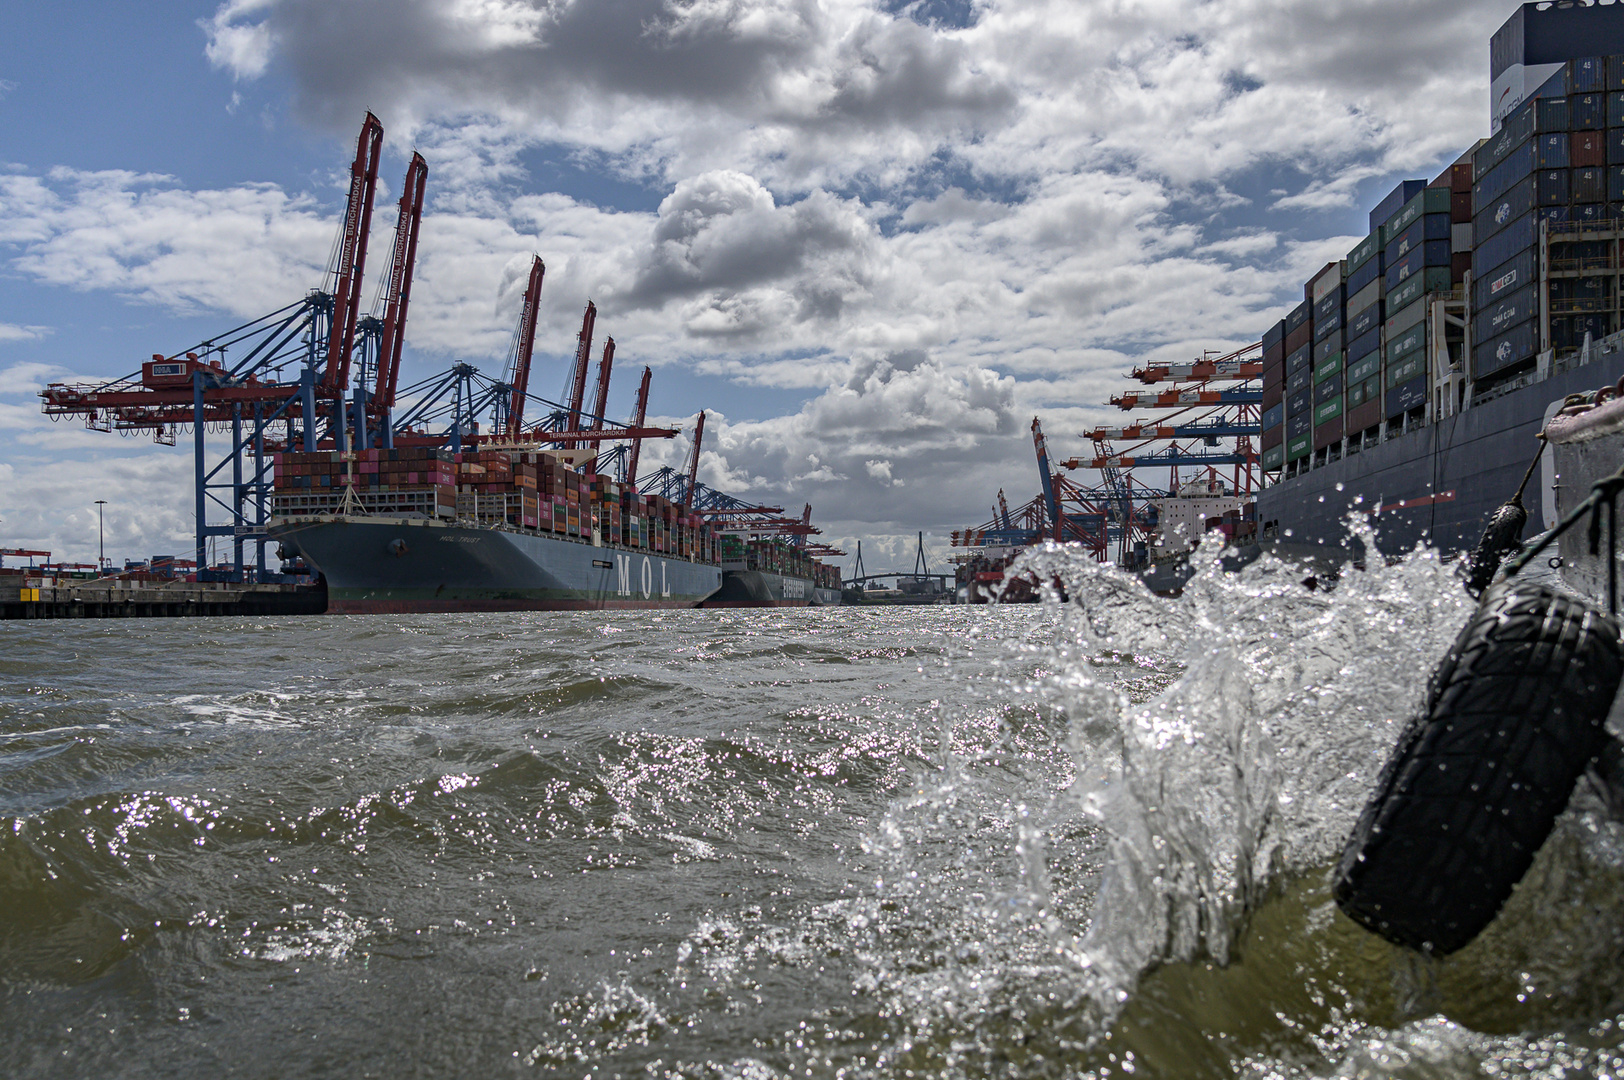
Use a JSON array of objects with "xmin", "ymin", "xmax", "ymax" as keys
[
  {"xmin": 1381, "ymin": 173, "xmax": 1468, "ymax": 434},
  {"xmin": 1309, "ymin": 262, "xmax": 1346, "ymax": 464},
  {"xmin": 1282, "ymin": 301, "xmax": 1313, "ymax": 467},
  {"xmin": 1342, "ymin": 217, "xmax": 1388, "ymax": 454},
  {"xmin": 1259, "ymin": 320, "xmax": 1286, "ymax": 470}
]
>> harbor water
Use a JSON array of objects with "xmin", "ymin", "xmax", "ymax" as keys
[{"xmin": 3, "ymin": 543, "xmax": 1623, "ymax": 1078}]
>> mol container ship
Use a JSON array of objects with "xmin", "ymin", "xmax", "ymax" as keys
[
  {"xmin": 268, "ymin": 447, "xmax": 723, "ymax": 612},
  {"xmin": 703, "ymin": 536, "xmax": 843, "ymax": 607},
  {"xmin": 1249, "ymin": 0, "xmax": 1624, "ymax": 563}
]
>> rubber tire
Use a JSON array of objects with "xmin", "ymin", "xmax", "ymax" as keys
[{"xmin": 1332, "ymin": 581, "xmax": 1624, "ymax": 955}]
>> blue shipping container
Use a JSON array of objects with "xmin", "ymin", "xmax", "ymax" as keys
[
  {"xmin": 1386, "ymin": 375, "xmax": 1428, "ymax": 419},
  {"xmin": 1573, "ymin": 57, "xmax": 1605, "ymax": 92},
  {"xmin": 1346, "ymin": 253, "xmax": 1384, "ymax": 296},
  {"xmin": 1314, "ymin": 308, "xmax": 1343, "ymax": 343},
  {"xmin": 1369, "ymin": 180, "xmax": 1427, "ymax": 234},
  {"xmin": 1315, "ymin": 373, "xmax": 1343, "ymax": 404},
  {"xmin": 1286, "ymin": 300, "xmax": 1310, "ymax": 332},
  {"xmin": 1347, "ymin": 298, "xmax": 1384, "ymax": 339},
  {"xmin": 1346, "ymin": 324, "xmax": 1382, "ymax": 364},
  {"xmin": 1570, "ymin": 91, "xmax": 1605, "ymax": 128},
  {"xmin": 1288, "ymin": 366, "xmax": 1311, "ymax": 395},
  {"xmin": 1537, "ymin": 167, "xmax": 1570, "ymax": 204},
  {"xmin": 1474, "ymin": 173, "xmax": 1536, "ymax": 245},
  {"xmin": 1287, "ymin": 342, "xmax": 1311, "ymax": 373},
  {"xmin": 1473, "ymin": 318, "xmax": 1539, "ymax": 381},
  {"xmin": 1387, "ymin": 212, "xmax": 1452, "ymax": 263},
  {"xmin": 1385, "ymin": 240, "xmax": 1452, "ymax": 291},
  {"xmin": 1261, "ymin": 402, "xmax": 1284, "ymax": 430},
  {"xmin": 1472, "ymin": 282, "xmax": 1538, "ymax": 344},
  {"xmin": 1472, "ymin": 210, "xmax": 1538, "ymax": 279},
  {"xmin": 1314, "ymin": 331, "xmax": 1343, "ymax": 363}
]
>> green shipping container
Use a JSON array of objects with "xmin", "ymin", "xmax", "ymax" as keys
[
  {"xmin": 1385, "ymin": 266, "xmax": 1452, "ymax": 315},
  {"xmin": 1262, "ymin": 444, "xmax": 1285, "ymax": 470},
  {"xmin": 1387, "ymin": 351, "xmax": 1427, "ymax": 388},
  {"xmin": 1385, "ymin": 322, "xmax": 1426, "ymax": 365},
  {"xmin": 1314, "ymin": 396, "xmax": 1344, "ymax": 424},
  {"xmin": 1347, "ymin": 227, "xmax": 1385, "ymax": 273},
  {"xmin": 1314, "ymin": 351, "xmax": 1343, "ymax": 383},
  {"xmin": 1347, "ymin": 352, "xmax": 1381, "ymax": 384},
  {"xmin": 1287, "ymin": 433, "xmax": 1312, "ymax": 461},
  {"xmin": 1385, "ymin": 185, "xmax": 1451, "ymax": 238}
]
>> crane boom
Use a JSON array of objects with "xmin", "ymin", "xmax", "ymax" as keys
[
  {"xmin": 589, "ymin": 337, "xmax": 615, "ymax": 430},
  {"xmin": 374, "ymin": 152, "xmax": 427, "ymax": 409},
  {"xmin": 564, "ymin": 302, "xmax": 596, "ymax": 447},
  {"xmin": 626, "ymin": 366, "xmax": 651, "ymax": 485},
  {"xmin": 684, "ymin": 410, "xmax": 705, "ymax": 506},
  {"xmin": 323, "ymin": 112, "xmax": 384, "ymax": 391},
  {"xmin": 505, "ymin": 256, "xmax": 546, "ymax": 438},
  {"xmin": 1032, "ymin": 416, "xmax": 1062, "ymax": 541}
]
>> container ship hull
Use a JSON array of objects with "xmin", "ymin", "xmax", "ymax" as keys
[
  {"xmin": 701, "ymin": 570, "xmax": 842, "ymax": 608},
  {"xmin": 1256, "ymin": 355, "xmax": 1624, "ymax": 561},
  {"xmin": 270, "ymin": 516, "xmax": 722, "ymax": 613}
]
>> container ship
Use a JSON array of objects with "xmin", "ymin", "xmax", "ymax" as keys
[
  {"xmin": 268, "ymin": 447, "xmax": 725, "ymax": 612},
  {"xmin": 703, "ymin": 536, "xmax": 844, "ymax": 607},
  {"xmin": 1250, "ymin": 1, "xmax": 1624, "ymax": 563}
]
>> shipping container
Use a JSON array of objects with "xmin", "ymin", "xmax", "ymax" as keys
[
  {"xmin": 1287, "ymin": 341, "xmax": 1312, "ymax": 372},
  {"xmin": 1537, "ymin": 166, "xmax": 1571, "ymax": 204},
  {"xmin": 1474, "ymin": 173, "xmax": 1536, "ymax": 244},
  {"xmin": 1536, "ymin": 95, "xmax": 1572, "ymax": 131},
  {"xmin": 1262, "ymin": 382, "xmax": 1283, "ymax": 411},
  {"xmin": 1451, "ymin": 189, "xmax": 1473, "ymax": 222},
  {"xmin": 1611, "ymin": 165, "xmax": 1624, "ymax": 201},
  {"xmin": 1310, "ymin": 262, "xmax": 1344, "ymax": 304},
  {"xmin": 1473, "ymin": 317, "xmax": 1540, "ymax": 380},
  {"xmin": 1287, "ymin": 412, "xmax": 1312, "ymax": 439},
  {"xmin": 1288, "ymin": 386, "xmax": 1311, "ymax": 415},
  {"xmin": 1314, "ymin": 415, "xmax": 1344, "ymax": 450},
  {"xmin": 1346, "ymin": 351, "xmax": 1382, "ymax": 386},
  {"xmin": 1475, "ymin": 100, "xmax": 1536, "ymax": 180},
  {"xmin": 1346, "ymin": 398, "xmax": 1383, "ymax": 435},
  {"xmin": 1370, "ymin": 179, "xmax": 1428, "ymax": 233},
  {"xmin": 1346, "ymin": 324, "xmax": 1382, "ymax": 364},
  {"xmin": 1573, "ymin": 164, "xmax": 1607, "ymax": 201},
  {"xmin": 1472, "ymin": 210, "xmax": 1538, "ymax": 279},
  {"xmin": 1472, "ymin": 281, "xmax": 1539, "ymax": 344},
  {"xmin": 1261, "ymin": 319, "xmax": 1286, "ymax": 353},
  {"xmin": 1312, "ymin": 282, "xmax": 1345, "ymax": 324},
  {"xmin": 1386, "ymin": 266, "xmax": 1453, "ymax": 315},
  {"xmin": 1346, "ymin": 252, "xmax": 1385, "ymax": 296},
  {"xmin": 1346, "ymin": 228, "xmax": 1385, "ymax": 273},
  {"xmin": 1474, "ymin": 139, "xmax": 1537, "ymax": 206},
  {"xmin": 1285, "ymin": 299, "xmax": 1310, "ymax": 333},
  {"xmin": 1313, "ymin": 304, "xmax": 1343, "ymax": 341},
  {"xmin": 1261, "ymin": 402, "xmax": 1284, "ymax": 430},
  {"xmin": 1610, "ymin": 53, "xmax": 1624, "ymax": 92},
  {"xmin": 1574, "ymin": 57, "xmax": 1606, "ymax": 93},
  {"xmin": 1262, "ymin": 444, "xmax": 1285, "ymax": 471},
  {"xmin": 1386, "ymin": 374, "xmax": 1428, "ymax": 418},
  {"xmin": 1287, "ymin": 432, "xmax": 1312, "ymax": 462},
  {"xmin": 1385, "ymin": 321, "xmax": 1426, "ymax": 365},
  {"xmin": 1552, "ymin": 311, "xmax": 1611, "ymax": 348},
  {"xmin": 1315, "ymin": 372, "xmax": 1343, "ymax": 403},
  {"xmin": 1573, "ymin": 129, "xmax": 1607, "ymax": 166},
  {"xmin": 1572, "ymin": 201, "xmax": 1615, "ymax": 224},
  {"xmin": 1314, "ymin": 350, "xmax": 1342, "ymax": 383},
  {"xmin": 1384, "ymin": 293, "xmax": 1428, "ymax": 340},
  {"xmin": 1572, "ymin": 90, "xmax": 1605, "ymax": 127},
  {"xmin": 1285, "ymin": 320, "xmax": 1312, "ymax": 354},
  {"xmin": 1385, "ymin": 240, "xmax": 1452, "ymax": 291},
  {"xmin": 1385, "ymin": 186, "xmax": 1452, "ymax": 238},
  {"xmin": 1387, "ymin": 211, "xmax": 1453, "ymax": 263},
  {"xmin": 1288, "ymin": 365, "xmax": 1311, "ymax": 395},
  {"xmin": 1313, "ymin": 332, "xmax": 1343, "ymax": 364},
  {"xmin": 1347, "ymin": 295, "xmax": 1384, "ymax": 338},
  {"xmin": 1261, "ymin": 425, "xmax": 1283, "ymax": 451},
  {"xmin": 1313, "ymin": 396, "xmax": 1344, "ymax": 426}
]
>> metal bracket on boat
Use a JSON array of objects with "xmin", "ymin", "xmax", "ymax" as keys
[{"xmin": 1502, "ymin": 463, "xmax": 1624, "ymax": 616}]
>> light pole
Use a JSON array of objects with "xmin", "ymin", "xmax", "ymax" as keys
[{"xmin": 95, "ymin": 500, "xmax": 107, "ymax": 572}]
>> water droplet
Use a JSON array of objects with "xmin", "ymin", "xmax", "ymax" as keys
[
  {"xmin": 1335, "ymin": 483, "xmax": 1345, "ymax": 491},
  {"xmin": 1283, "ymin": 528, "xmax": 1293, "ymax": 537},
  {"xmin": 1317, "ymin": 496, "xmax": 1325, "ymax": 503},
  {"xmin": 1353, "ymin": 495, "xmax": 1364, "ymax": 504}
]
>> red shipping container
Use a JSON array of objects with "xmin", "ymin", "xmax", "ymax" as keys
[
  {"xmin": 1452, "ymin": 251, "xmax": 1472, "ymax": 283},
  {"xmin": 1261, "ymin": 426, "xmax": 1284, "ymax": 451},
  {"xmin": 1573, "ymin": 130, "xmax": 1606, "ymax": 167},
  {"xmin": 1313, "ymin": 418, "xmax": 1343, "ymax": 450},
  {"xmin": 1263, "ymin": 383, "xmax": 1283, "ymax": 410},
  {"xmin": 1450, "ymin": 190, "xmax": 1472, "ymax": 223},
  {"xmin": 1284, "ymin": 322, "xmax": 1311, "ymax": 354},
  {"xmin": 1345, "ymin": 399, "xmax": 1382, "ymax": 435}
]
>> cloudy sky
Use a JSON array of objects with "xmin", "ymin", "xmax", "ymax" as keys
[{"xmin": 1, "ymin": 0, "xmax": 1504, "ymax": 569}]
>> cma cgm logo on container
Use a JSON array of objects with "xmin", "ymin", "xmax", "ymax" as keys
[
  {"xmin": 1497, "ymin": 340, "xmax": 1513, "ymax": 362},
  {"xmin": 1495, "ymin": 202, "xmax": 1511, "ymax": 224},
  {"xmin": 1491, "ymin": 268, "xmax": 1519, "ymax": 295}
]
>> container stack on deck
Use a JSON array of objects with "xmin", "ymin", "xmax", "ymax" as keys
[
  {"xmin": 270, "ymin": 446, "xmax": 723, "ymax": 559},
  {"xmin": 718, "ymin": 536, "xmax": 840, "ymax": 590},
  {"xmin": 1258, "ymin": 164, "xmax": 1474, "ymax": 474}
]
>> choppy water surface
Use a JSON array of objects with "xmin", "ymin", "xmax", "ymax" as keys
[{"xmin": 3, "ymin": 545, "xmax": 1624, "ymax": 1078}]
